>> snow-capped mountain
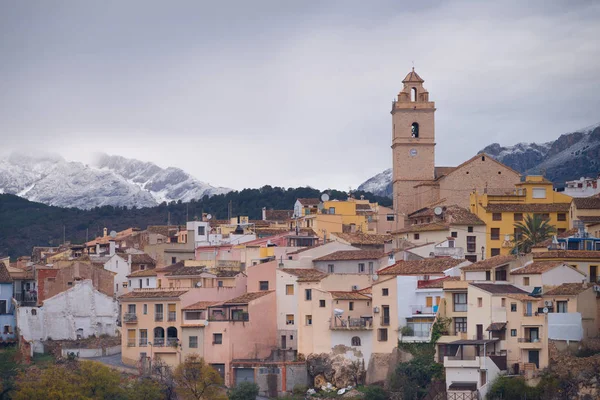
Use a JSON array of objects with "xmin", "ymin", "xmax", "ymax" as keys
[
  {"xmin": 358, "ymin": 122, "xmax": 600, "ymax": 197},
  {"xmin": 0, "ymin": 153, "xmax": 231, "ymax": 209}
]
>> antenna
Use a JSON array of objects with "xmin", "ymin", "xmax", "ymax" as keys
[
  {"xmin": 110, "ymin": 230, "xmax": 117, "ymax": 238},
  {"xmin": 206, "ymin": 214, "xmax": 212, "ymax": 221},
  {"xmin": 433, "ymin": 207, "xmax": 443, "ymax": 216},
  {"xmin": 321, "ymin": 193, "xmax": 329, "ymax": 202}
]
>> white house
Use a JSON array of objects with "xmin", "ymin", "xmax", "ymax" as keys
[
  {"xmin": 16, "ymin": 280, "xmax": 118, "ymax": 341},
  {"xmin": 127, "ymin": 269, "xmax": 158, "ymax": 290}
]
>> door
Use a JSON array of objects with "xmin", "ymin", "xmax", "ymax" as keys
[
  {"xmin": 476, "ymin": 324, "xmax": 483, "ymax": 340},
  {"xmin": 590, "ymin": 265, "xmax": 598, "ymax": 283},
  {"xmin": 281, "ymin": 335, "xmax": 287, "ymax": 349},
  {"xmin": 235, "ymin": 368, "xmax": 255, "ymax": 386},
  {"xmin": 528, "ymin": 350, "xmax": 540, "ymax": 368},
  {"xmin": 529, "ymin": 328, "xmax": 539, "ymax": 342},
  {"xmin": 526, "ymin": 301, "xmax": 533, "ymax": 316}
]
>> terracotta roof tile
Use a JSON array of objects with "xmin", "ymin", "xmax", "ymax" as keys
[
  {"xmin": 579, "ymin": 215, "xmax": 600, "ymax": 224},
  {"xmin": 470, "ymin": 283, "xmax": 527, "ymax": 295},
  {"xmin": 397, "ymin": 222, "xmax": 449, "ymax": 234},
  {"xmin": 505, "ymin": 294, "xmax": 540, "ymax": 301},
  {"xmin": 214, "ymin": 269, "xmax": 241, "ymax": 278},
  {"xmin": 130, "ymin": 253, "xmax": 156, "ymax": 265},
  {"xmin": 330, "ymin": 291, "xmax": 371, "ymax": 300},
  {"xmin": 313, "ymin": 250, "xmax": 385, "ymax": 262},
  {"xmin": 280, "ymin": 268, "xmax": 328, "ymax": 282},
  {"xmin": 545, "ymin": 282, "xmax": 597, "ymax": 296},
  {"xmin": 127, "ymin": 269, "xmax": 158, "ymax": 277},
  {"xmin": 379, "ymin": 258, "xmax": 466, "ymax": 275},
  {"xmin": 297, "ymin": 198, "xmax": 320, "ymax": 206},
  {"xmin": 533, "ymin": 228, "xmax": 579, "ymax": 248},
  {"xmin": 167, "ymin": 266, "xmax": 209, "ymax": 277},
  {"xmin": 402, "ymin": 68, "xmax": 424, "ymax": 83},
  {"xmin": 417, "ymin": 276, "xmax": 459, "ymax": 288},
  {"xmin": 119, "ymin": 290, "xmax": 187, "ymax": 300},
  {"xmin": 222, "ymin": 291, "xmax": 273, "ymax": 305},
  {"xmin": 573, "ymin": 194, "xmax": 600, "ymax": 210},
  {"xmin": 510, "ymin": 261, "xmax": 565, "ymax": 275},
  {"xmin": 483, "ymin": 203, "xmax": 570, "ymax": 213},
  {"xmin": 486, "ymin": 322, "xmax": 507, "ymax": 331},
  {"xmin": 533, "ymin": 251, "xmax": 600, "ymax": 260},
  {"xmin": 461, "ymin": 255, "xmax": 517, "ymax": 271},
  {"xmin": 183, "ymin": 301, "xmax": 217, "ymax": 310},
  {"xmin": 355, "ymin": 204, "xmax": 372, "ymax": 210},
  {"xmin": 0, "ymin": 263, "xmax": 13, "ymax": 283},
  {"xmin": 331, "ymin": 232, "xmax": 393, "ymax": 246}
]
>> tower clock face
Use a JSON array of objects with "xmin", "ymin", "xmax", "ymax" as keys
[{"xmin": 409, "ymin": 148, "xmax": 418, "ymax": 157}]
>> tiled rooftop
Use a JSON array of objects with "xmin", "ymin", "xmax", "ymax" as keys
[
  {"xmin": 313, "ymin": 250, "xmax": 385, "ymax": 262},
  {"xmin": 461, "ymin": 255, "xmax": 517, "ymax": 271},
  {"xmin": 119, "ymin": 290, "xmax": 188, "ymax": 299},
  {"xmin": 545, "ymin": 282, "xmax": 597, "ymax": 296},
  {"xmin": 509, "ymin": 261, "xmax": 565, "ymax": 275},
  {"xmin": 379, "ymin": 258, "xmax": 466, "ymax": 275}
]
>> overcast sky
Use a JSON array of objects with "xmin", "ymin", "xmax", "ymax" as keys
[{"xmin": 1, "ymin": 0, "xmax": 599, "ymax": 191}]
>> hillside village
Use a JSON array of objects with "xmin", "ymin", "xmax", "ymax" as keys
[{"xmin": 2, "ymin": 70, "xmax": 600, "ymax": 399}]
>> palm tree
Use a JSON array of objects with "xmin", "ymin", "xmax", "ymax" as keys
[{"xmin": 513, "ymin": 214, "xmax": 557, "ymax": 254}]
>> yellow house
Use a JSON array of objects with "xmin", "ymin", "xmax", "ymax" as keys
[
  {"xmin": 532, "ymin": 250, "xmax": 600, "ymax": 284},
  {"xmin": 470, "ymin": 176, "xmax": 572, "ymax": 258},
  {"xmin": 569, "ymin": 195, "xmax": 600, "ymax": 229}
]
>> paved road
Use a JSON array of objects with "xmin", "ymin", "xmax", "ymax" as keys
[{"xmin": 84, "ymin": 353, "xmax": 138, "ymax": 374}]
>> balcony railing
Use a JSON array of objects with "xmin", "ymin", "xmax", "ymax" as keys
[
  {"xmin": 168, "ymin": 311, "xmax": 176, "ymax": 321},
  {"xmin": 208, "ymin": 313, "xmax": 249, "ymax": 322},
  {"xmin": 127, "ymin": 339, "xmax": 136, "ymax": 347},
  {"xmin": 331, "ymin": 317, "xmax": 373, "ymax": 330},
  {"xmin": 380, "ymin": 316, "xmax": 390, "ymax": 326},
  {"xmin": 518, "ymin": 336, "xmax": 542, "ymax": 343},
  {"xmin": 166, "ymin": 338, "xmax": 178, "ymax": 347},
  {"xmin": 123, "ymin": 313, "xmax": 138, "ymax": 323},
  {"xmin": 410, "ymin": 305, "xmax": 435, "ymax": 315},
  {"xmin": 14, "ymin": 292, "xmax": 37, "ymax": 306},
  {"xmin": 139, "ymin": 339, "xmax": 148, "ymax": 347},
  {"xmin": 153, "ymin": 339, "xmax": 165, "ymax": 347},
  {"xmin": 155, "ymin": 313, "xmax": 164, "ymax": 322}
]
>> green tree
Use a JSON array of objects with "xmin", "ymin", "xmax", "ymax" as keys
[
  {"xmin": 228, "ymin": 381, "xmax": 260, "ymax": 400},
  {"xmin": 172, "ymin": 355, "xmax": 225, "ymax": 400},
  {"xmin": 513, "ymin": 214, "xmax": 556, "ymax": 254}
]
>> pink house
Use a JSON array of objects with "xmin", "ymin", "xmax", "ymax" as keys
[{"xmin": 202, "ymin": 291, "xmax": 277, "ymax": 385}]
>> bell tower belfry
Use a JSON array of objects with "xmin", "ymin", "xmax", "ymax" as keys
[{"xmin": 391, "ymin": 68, "xmax": 436, "ymax": 220}]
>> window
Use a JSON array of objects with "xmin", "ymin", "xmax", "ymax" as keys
[
  {"xmin": 67, "ymin": 281, "xmax": 73, "ymax": 287},
  {"xmin": 453, "ymin": 293, "xmax": 467, "ymax": 312},
  {"xmin": 358, "ymin": 263, "xmax": 365, "ymax": 273},
  {"xmin": 198, "ymin": 226, "xmax": 205, "ymax": 236},
  {"xmin": 186, "ymin": 311, "xmax": 202, "ymax": 320},
  {"xmin": 349, "ymin": 302, "xmax": 354, "ymax": 311},
  {"xmin": 557, "ymin": 301, "xmax": 568, "ymax": 313},
  {"xmin": 328, "ymin": 264, "xmax": 335, "ymax": 273},
  {"xmin": 514, "ymin": 213, "xmax": 523, "ymax": 222},
  {"xmin": 485, "ymin": 271, "xmax": 491, "ymax": 281},
  {"xmin": 386, "ymin": 214, "xmax": 395, "ymax": 221},
  {"xmin": 171, "ymin": 257, "xmax": 177, "ymax": 264},
  {"xmin": 351, "ymin": 336, "xmax": 361, "ymax": 346},
  {"xmin": 218, "ymin": 280, "xmax": 224, "ymax": 287},
  {"xmin": 319, "ymin": 300, "xmax": 326, "ymax": 308},
  {"xmin": 128, "ymin": 280, "xmax": 132, "ymax": 287},
  {"xmin": 414, "ymin": 233, "xmax": 420, "ymax": 240},
  {"xmin": 491, "ymin": 248, "xmax": 501, "ymax": 257},
  {"xmin": 523, "ymin": 277, "xmax": 530, "ymax": 286},
  {"xmin": 426, "ymin": 297, "xmax": 433, "ymax": 307},
  {"xmin": 466, "ymin": 236, "xmax": 476, "ymax": 253},
  {"xmin": 3, "ymin": 325, "xmax": 13, "ymax": 334},
  {"xmin": 31, "ymin": 309, "xmax": 37, "ymax": 316},
  {"xmin": 468, "ymin": 226, "xmax": 474, "ymax": 233},
  {"xmin": 539, "ymin": 213, "xmax": 550, "ymax": 221},
  {"xmin": 532, "ymin": 188, "xmax": 547, "ymax": 199},
  {"xmin": 411, "ymin": 122, "xmax": 419, "ymax": 138},
  {"xmin": 514, "ymin": 227, "xmax": 523, "ymax": 242},
  {"xmin": 490, "ymin": 228, "xmax": 502, "ymax": 240},
  {"xmin": 0, "ymin": 300, "xmax": 6, "ymax": 314},
  {"xmin": 501, "ymin": 298, "xmax": 506, "ymax": 307},
  {"xmin": 213, "ymin": 333, "xmax": 222, "ymax": 344},
  {"xmin": 305, "ymin": 315, "xmax": 312, "ymax": 325},
  {"xmin": 451, "ymin": 231, "xmax": 458, "ymax": 238},
  {"xmin": 189, "ymin": 336, "xmax": 198, "ymax": 348},
  {"xmin": 259, "ymin": 281, "xmax": 269, "ymax": 291},
  {"xmin": 382, "ymin": 288, "xmax": 389, "ymax": 296},
  {"xmin": 329, "ymin": 207, "xmax": 335, "ymax": 215},
  {"xmin": 127, "ymin": 329, "xmax": 136, "ymax": 347},
  {"xmin": 454, "ymin": 317, "xmax": 467, "ymax": 333},
  {"xmin": 286, "ymin": 314, "xmax": 294, "ymax": 325},
  {"xmin": 511, "ymin": 329, "xmax": 517, "ymax": 337},
  {"xmin": 378, "ymin": 328, "xmax": 388, "ymax": 341},
  {"xmin": 146, "ymin": 278, "xmax": 150, "ymax": 286},
  {"xmin": 128, "ymin": 304, "xmax": 136, "ymax": 314},
  {"xmin": 305, "ymin": 289, "xmax": 312, "ymax": 301},
  {"xmin": 139, "ymin": 329, "xmax": 148, "ymax": 346},
  {"xmin": 155, "ymin": 304, "xmax": 164, "ymax": 321},
  {"xmin": 465, "ymin": 255, "xmax": 477, "ymax": 262},
  {"xmin": 557, "ymin": 213, "xmax": 567, "ymax": 221},
  {"xmin": 477, "ymin": 297, "xmax": 483, "ymax": 308},
  {"xmin": 492, "ymin": 213, "xmax": 502, "ymax": 221},
  {"xmin": 286, "ymin": 284, "xmax": 294, "ymax": 295},
  {"xmin": 368, "ymin": 262, "xmax": 374, "ymax": 274},
  {"xmin": 511, "ymin": 303, "xmax": 517, "ymax": 312}
]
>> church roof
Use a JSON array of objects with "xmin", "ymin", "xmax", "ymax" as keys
[{"xmin": 402, "ymin": 68, "xmax": 424, "ymax": 83}]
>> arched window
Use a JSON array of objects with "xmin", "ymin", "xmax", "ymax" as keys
[
  {"xmin": 411, "ymin": 87, "xmax": 417, "ymax": 102},
  {"xmin": 351, "ymin": 336, "xmax": 361, "ymax": 346},
  {"xmin": 411, "ymin": 122, "xmax": 419, "ymax": 138}
]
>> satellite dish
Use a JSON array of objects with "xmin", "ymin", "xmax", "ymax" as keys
[
  {"xmin": 372, "ymin": 274, "xmax": 379, "ymax": 281},
  {"xmin": 196, "ymin": 282, "xmax": 202, "ymax": 287},
  {"xmin": 321, "ymin": 193, "xmax": 330, "ymax": 202},
  {"xmin": 543, "ymin": 307, "xmax": 549, "ymax": 314},
  {"xmin": 206, "ymin": 214, "xmax": 212, "ymax": 220},
  {"xmin": 333, "ymin": 308, "xmax": 344, "ymax": 316},
  {"xmin": 110, "ymin": 231, "xmax": 117, "ymax": 238},
  {"xmin": 433, "ymin": 207, "xmax": 443, "ymax": 216}
]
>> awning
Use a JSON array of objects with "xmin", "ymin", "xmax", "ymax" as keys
[
  {"xmin": 486, "ymin": 322, "xmax": 507, "ymax": 332},
  {"xmin": 449, "ymin": 338, "xmax": 499, "ymax": 345}
]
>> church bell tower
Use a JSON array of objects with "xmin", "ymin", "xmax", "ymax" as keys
[{"xmin": 391, "ymin": 68, "xmax": 436, "ymax": 220}]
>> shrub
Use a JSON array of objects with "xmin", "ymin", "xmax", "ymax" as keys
[
  {"xmin": 292, "ymin": 384, "xmax": 308, "ymax": 395},
  {"xmin": 363, "ymin": 385, "xmax": 389, "ymax": 400},
  {"xmin": 399, "ymin": 326, "xmax": 414, "ymax": 336},
  {"xmin": 228, "ymin": 381, "xmax": 260, "ymax": 400}
]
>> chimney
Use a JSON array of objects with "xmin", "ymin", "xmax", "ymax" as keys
[
  {"xmin": 109, "ymin": 240, "xmax": 116, "ymax": 256},
  {"xmin": 103, "ymin": 227, "xmax": 108, "ymax": 237},
  {"xmin": 128, "ymin": 254, "xmax": 132, "ymax": 265},
  {"xmin": 262, "ymin": 207, "xmax": 267, "ymax": 221},
  {"xmin": 388, "ymin": 253, "xmax": 396, "ymax": 266},
  {"xmin": 95, "ymin": 244, "xmax": 100, "ymax": 255}
]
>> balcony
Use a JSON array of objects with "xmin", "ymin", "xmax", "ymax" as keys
[
  {"xmin": 168, "ymin": 311, "xmax": 176, "ymax": 322},
  {"xmin": 444, "ymin": 355, "xmax": 483, "ymax": 368},
  {"xmin": 155, "ymin": 313, "xmax": 164, "ymax": 322},
  {"xmin": 139, "ymin": 339, "xmax": 148, "ymax": 347},
  {"xmin": 208, "ymin": 313, "xmax": 249, "ymax": 322},
  {"xmin": 153, "ymin": 338, "xmax": 179, "ymax": 352},
  {"xmin": 14, "ymin": 292, "xmax": 37, "ymax": 306},
  {"xmin": 123, "ymin": 313, "xmax": 138, "ymax": 323},
  {"xmin": 521, "ymin": 312, "xmax": 545, "ymax": 326},
  {"xmin": 410, "ymin": 305, "xmax": 436, "ymax": 315},
  {"xmin": 127, "ymin": 339, "xmax": 136, "ymax": 347},
  {"xmin": 518, "ymin": 336, "xmax": 543, "ymax": 349},
  {"xmin": 331, "ymin": 317, "xmax": 373, "ymax": 330}
]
